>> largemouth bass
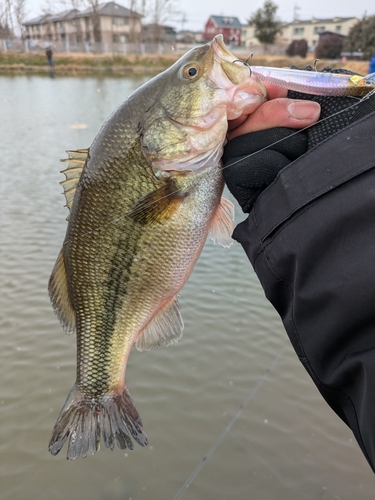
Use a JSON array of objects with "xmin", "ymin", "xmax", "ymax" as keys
[{"xmin": 48, "ymin": 35, "xmax": 267, "ymax": 460}]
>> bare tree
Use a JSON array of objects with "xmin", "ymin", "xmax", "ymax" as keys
[
  {"xmin": 85, "ymin": 0, "xmax": 100, "ymax": 42},
  {"xmin": 0, "ymin": 0, "xmax": 27, "ymax": 38},
  {"xmin": 151, "ymin": 0, "xmax": 177, "ymax": 26},
  {"xmin": 129, "ymin": 0, "xmax": 141, "ymax": 43},
  {"xmin": 0, "ymin": 0, "xmax": 13, "ymax": 38},
  {"xmin": 13, "ymin": 0, "xmax": 26, "ymax": 35},
  {"xmin": 48, "ymin": 0, "xmax": 100, "ymax": 42}
]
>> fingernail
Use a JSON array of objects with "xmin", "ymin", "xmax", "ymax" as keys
[{"xmin": 288, "ymin": 101, "xmax": 321, "ymax": 120}]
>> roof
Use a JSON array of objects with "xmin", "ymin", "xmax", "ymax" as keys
[
  {"xmin": 80, "ymin": 1, "xmax": 142, "ymax": 18},
  {"xmin": 285, "ymin": 16, "xmax": 358, "ymax": 27},
  {"xmin": 209, "ymin": 15, "xmax": 242, "ymax": 29},
  {"xmin": 24, "ymin": 2, "xmax": 141, "ymax": 26},
  {"xmin": 50, "ymin": 9, "xmax": 80, "ymax": 22},
  {"xmin": 23, "ymin": 14, "xmax": 53, "ymax": 26},
  {"xmin": 318, "ymin": 30, "xmax": 347, "ymax": 38}
]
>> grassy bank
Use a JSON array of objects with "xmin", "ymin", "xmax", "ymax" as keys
[
  {"xmin": 0, "ymin": 51, "xmax": 178, "ymax": 75},
  {"xmin": 0, "ymin": 51, "xmax": 369, "ymax": 76}
]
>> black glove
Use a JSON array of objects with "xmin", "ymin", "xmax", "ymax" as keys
[{"xmin": 223, "ymin": 67, "xmax": 375, "ymax": 213}]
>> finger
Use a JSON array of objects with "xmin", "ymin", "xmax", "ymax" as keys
[
  {"xmin": 265, "ymin": 83, "xmax": 288, "ymax": 100},
  {"xmin": 228, "ymin": 83, "xmax": 287, "ymax": 132},
  {"xmin": 228, "ymin": 98, "xmax": 321, "ymax": 140}
]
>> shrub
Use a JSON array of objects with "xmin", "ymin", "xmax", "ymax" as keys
[
  {"xmin": 286, "ymin": 39, "xmax": 308, "ymax": 57},
  {"xmin": 315, "ymin": 33, "xmax": 344, "ymax": 59}
]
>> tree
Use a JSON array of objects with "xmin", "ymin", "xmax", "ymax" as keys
[
  {"xmin": 344, "ymin": 15, "xmax": 375, "ymax": 59},
  {"xmin": 248, "ymin": 0, "xmax": 282, "ymax": 49},
  {"xmin": 286, "ymin": 39, "xmax": 308, "ymax": 57},
  {"xmin": 0, "ymin": 0, "xmax": 26, "ymax": 38},
  {"xmin": 13, "ymin": 0, "xmax": 26, "ymax": 35},
  {"xmin": 315, "ymin": 33, "xmax": 344, "ymax": 59}
]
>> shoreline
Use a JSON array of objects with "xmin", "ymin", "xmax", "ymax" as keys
[{"xmin": 0, "ymin": 52, "xmax": 369, "ymax": 76}]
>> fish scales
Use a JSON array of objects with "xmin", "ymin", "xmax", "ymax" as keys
[
  {"xmin": 48, "ymin": 35, "xmax": 268, "ymax": 459},
  {"xmin": 69, "ymin": 162, "xmax": 224, "ymax": 392}
]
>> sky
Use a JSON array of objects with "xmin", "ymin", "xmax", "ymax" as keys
[{"xmin": 24, "ymin": 0, "xmax": 375, "ymax": 32}]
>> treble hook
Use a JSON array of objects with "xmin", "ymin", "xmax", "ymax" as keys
[
  {"xmin": 313, "ymin": 59, "xmax": 320, "ymax": 71},
  {"xmin": 232, "ymin": 53, "xmax": 253, "ymax": 76}
]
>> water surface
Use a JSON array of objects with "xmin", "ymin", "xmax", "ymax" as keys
[{"xmin": 1, "ymin": 74, "xmax": 375, "ymax": 499}]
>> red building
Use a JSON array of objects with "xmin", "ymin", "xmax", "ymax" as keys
[{"xmin": 203, "ymin": 15, "xmax": 242, "ymax": 45}]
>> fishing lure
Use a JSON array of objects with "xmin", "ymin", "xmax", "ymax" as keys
[{"xmin": 248, "ymin": 66, "xmax": 375, "ymax": 97}]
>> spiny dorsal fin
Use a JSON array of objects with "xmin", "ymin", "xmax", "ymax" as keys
[
  {"xmin": 60, "ymin": 149, "xmax": 89, "ymax": 213},
  {"xmin": 48, "ymin": 248, "xmax": 76, "ymax": 335},
  {"xmin": 135, "ymin": 297, "xmax": 184, "ymax": 351},
  {"xmin": 127, "ymin": 180, "xmax": 187, "ymax": 225},
  {"xmin": 209, "ymin": 196, "xmax": 235, "ymax": 248}
]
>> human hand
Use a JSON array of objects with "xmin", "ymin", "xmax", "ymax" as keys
[
  {"xmin": 223, "ymin": 77, "xmax": 365, "ymax": 213},
  {"xmin": 227, "ymin": 85, "xmax": 321, "ymax": 140},
  {"xmin": 224, "ymin": 84, "xmax": 321, "ymax": 213}
]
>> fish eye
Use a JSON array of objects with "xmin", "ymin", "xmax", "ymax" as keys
[{"xmin": 182, "ymin": 64, "xmax": 200, "ymax": 80}]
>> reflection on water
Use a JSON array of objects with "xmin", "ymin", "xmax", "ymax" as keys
[{"xmin": 1, "ymin": 75, "xmax": 375, "ymax": 499}]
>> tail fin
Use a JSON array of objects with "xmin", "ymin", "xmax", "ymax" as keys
[{"xmin": 48, "ymin": 384, "xmax": 148, "ymax": 460}]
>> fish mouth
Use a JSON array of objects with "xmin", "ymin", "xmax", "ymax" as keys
[
  {"xmin": 210, "ymin": 34, "xmax": 236, "ymax": 62},
  {"xmin": 210, "ymin": 35, "xmax": 267, "ymax": 101},
  {"xmin": 209, "ymin": 34, "xmax": 268, "ymax": 109},
  {"xmin": 210, "ymin": 35, "xmax": 249, "ymax": 85}
]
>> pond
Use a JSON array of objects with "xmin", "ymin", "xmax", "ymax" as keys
[{"xmin": 1, "ymin": 74, "xmax": 375, "ymax": 500}]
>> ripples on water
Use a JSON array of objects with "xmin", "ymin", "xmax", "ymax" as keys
[{"xmin": 1, "ymin": 75, "xmax": 374, "ymax": 499}]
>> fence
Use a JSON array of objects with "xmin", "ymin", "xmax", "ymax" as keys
[
  {"xmin": 0, "ymin": 38, "xmax": 290, "ymax": 56},
  {"xmin": 1, "ymin": 39, "xmax": 188, "ymax": 55}
]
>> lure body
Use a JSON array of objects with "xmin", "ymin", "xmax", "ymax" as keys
[{"xmin": 250, "ymin": 66, "xmax": 375, "ymax": 97}]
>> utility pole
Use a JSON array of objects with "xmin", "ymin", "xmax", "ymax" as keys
[
  {"xmin": 293, "ymin": 3, "xmax": 300, "ymax": 21},
  {"xmin": 180, "ymin": 12, "xmax": 187, "ymax": 31}
]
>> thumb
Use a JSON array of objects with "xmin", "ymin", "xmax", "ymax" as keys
[{"xmin": 228, "ymin": 98, "xmax": 321, "ymax": 140}]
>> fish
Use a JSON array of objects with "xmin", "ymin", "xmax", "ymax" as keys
[
  {"xmin": 48, "ymin": 35, "xmax": 267, "ymax": 460},
  {"xmin": 249, "ymin": 66, "xmax": 375, "ymax": 96}
]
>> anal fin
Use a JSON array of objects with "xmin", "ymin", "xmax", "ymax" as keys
[{"xmin": 136, "ymin": 297, "xmax": 184, "ymax": 351}]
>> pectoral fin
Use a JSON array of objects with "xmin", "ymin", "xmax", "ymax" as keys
[
  {"xmin": 128, "ymin": 180, "xmax": 187, "ymax": 225},
  {"xmin": 209, "ymin": 196, "xmax": 235, "ymax": 248},
  {"xmin": 135, "ymin": 297, "xmax": 184, "ymax": 351}
]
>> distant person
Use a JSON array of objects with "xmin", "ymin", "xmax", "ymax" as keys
[
  {"xmin": 46, "ymin": 46, "xmax": 54, "ymax": 67},
  {"xmin": 369, "ymin": 50, "xmax": 375, "ymax": 73}
]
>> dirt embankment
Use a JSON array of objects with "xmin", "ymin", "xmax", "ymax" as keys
[{"xmin": 0, "ymin": 51, "xmax": 370, "ymax": 76}]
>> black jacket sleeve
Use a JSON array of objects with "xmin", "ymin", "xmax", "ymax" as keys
[{"xmin": 231, "ymin": 106, "xmax": 375, "ymax": 472}]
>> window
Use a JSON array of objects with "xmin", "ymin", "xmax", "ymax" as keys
[
  {"xmin": 113, "ymin": 17, "xmax": 128, "ymax": 25},
  {"xmin": 113, "ymin": 33, "xmax": 128, "ymax": 43},
  {"xmin": 335, "ymin": 25, "xmax": 342, "ymax": 33},
  {"xmin": 313, "ymin": 26, "xmax": 325, "ymax": 34},
  {"xmin": 293, "ymin": 27, "xmax": 304, "ymax": 35}
]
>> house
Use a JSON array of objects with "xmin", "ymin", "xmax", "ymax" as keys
[
  {"xmin": 281, "ymin": 16, "xmax": 358, "ymax": 50},
  {"xmin": 241, "ymin": 24, "xmax": 257, "ymax": 49},
  {"xmin": 143, "ymin": 24, "xmax": 177, "ymax": 43},
  {"xmin": 176, "ymin": 30, "xmax": 203, "ymax": 44},
  {"xmin": 23, "ymin": 1, "xmax": 143, "ymax": 45},
  {"xmin": 203, "ymin": 16, "xmax": 242, "ymax": 46}
]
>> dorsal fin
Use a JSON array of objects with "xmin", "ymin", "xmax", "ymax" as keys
[
  {"xmin": 48, "ymin": 248, "xmax": 76, "ymax": 334},
  {"xmin": 135, "ymin": 297, "xmax": 184, "ymax": 351},
  {"xmin": 208, "ymin": 196, "xmax": 235, "ymax": 248},
  {"xmin": 60, "ymin": 149, "xmax": 89, "ymax": 214}
]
